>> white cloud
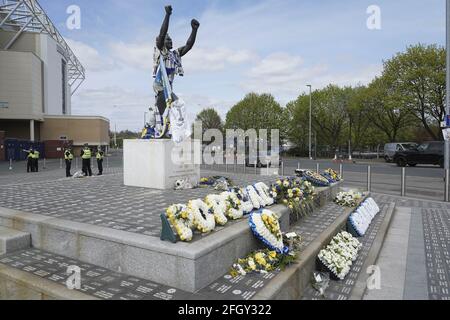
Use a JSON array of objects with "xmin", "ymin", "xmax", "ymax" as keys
[
  {"xmin": 66, "ymin": 39, "xmax": 117, "ymax": 73},
  {"xmin": 109, "ymin": 41, "xmax": 256, "ymax": 73},
  {"xmin": 109, "ymin": 42, "xmax": 154, "ymax": 70},
  {"xmin": 71, "ymin": 86, "xmax": 235, "ymax": 132},
  {"xmin": 242, "ymin": 52, "xmax": 382, "ymax": 98},
  {"xmin": 72, "ymin": 87, "xmax": 153, "ymax": 131},
  {"xmin": 183, "ymin": 47, "xmax": 257, "ymax": 72}
]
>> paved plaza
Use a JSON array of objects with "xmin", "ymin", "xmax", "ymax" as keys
[{"xmin": 0, "ymin": 153, "xmax": 449, "ymax": 300}]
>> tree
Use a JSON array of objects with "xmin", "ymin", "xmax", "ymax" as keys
[
  {"xmin": 285, "ymin": 95, "xmax": 313, "ymax": 155},
  {"xmin": 383, "ymin": 44, "xmax": 446, "ymax": 140},
  {"xmin": 193, "ymin": 108, "xmax": 223, "ymax": 135},
  {"xmin": 357, "ymin": 78, "xmax": 415, "ymax": 143},
  {"xmin": 311, "ymin": 85, "xmax": 350, "ymax": 152},
  {"xmin": 286, "ymin": 85, "xmax": 354, "ymax": 156},
  {"xmin": 225, "ymin": 93, "xmax": 287, "ymax": 141}
]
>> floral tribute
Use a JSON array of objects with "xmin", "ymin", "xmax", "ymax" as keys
[
  {"xmin": 220, "ymin": 191, "xmax": 244, "ymax": 220},
  {"xmin": 199, "ymin": 176, "xmax": 233, "ymax": 191},
  {"xmin": 163, "ymin": 182, "xmax": 276, "ymax": 242},
  {"xmin": 348, "ymin": 197, "xmax": 380, "ymax": 236},
  {"xmin": 321, "ymin": 168, "xmax": 342, "ymax": 184},
  {"xmin": 302, "ymin": 170, "xmax": 331, "ymax": 187},
  {"xmin": 229, "ymin": 232, "xmax": 302, "ymax": 277},
  {"xmin": 230, "ymin": 249, "xmax": 292, "ymax": 276},
  {"xmin": 317, "ymin": 231, "xmax": 362, "ymax": 280},
  {"xmin": 188, "ymin": 199, "xmax": 216, "ymax": 233},
  {"xmin": 165, "ymin": 204, "xmax": 194, "ymax": 242},
  {"xmin": 334, "ymin": 190, "xmax": 363, "ymax": 207},
  {"xmin": 249, "ymin": 209, "xmax": 288, "ymax": 254},
  {"xmin": 271, "ymin": 178, "xmax": 316, "ymax": 219},
  {"xmin": 205, "ymin": 194, "xmax": 228, "ymax": 226}
]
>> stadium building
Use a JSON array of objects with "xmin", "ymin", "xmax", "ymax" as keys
[{"xmin": 0, "ymin": 0, "xmax": 110, "ymax": 159}]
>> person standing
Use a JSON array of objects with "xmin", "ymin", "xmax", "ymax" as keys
[
  {"xmin": 96, "ymin": 147, "xmax": 104, "ymax": 176},
  {"xmin": 81, "ymin": 144, "xmax": 92, "ymax": 177},
  {"xmin": 32, "ymin": 149, "xmax": 40, "ymax": 172},
  {"xmin": 24, "ymin": 148, "xmax": 34, "ymax": 173},
  {"xmin": 64, "ymin": 148, "xmax": 74, "ymax": 177}
]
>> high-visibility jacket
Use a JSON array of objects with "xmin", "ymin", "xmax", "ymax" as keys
[
  {"xmin": 27, "ymin": 151, "xmax": 34, "ymax": 159},
  {"xmin": 65, "ymin": 151, "xmax": 74, "ymax": 161},
  {"xmin": 96, "ymin": 151, "xmax": 104, "ymax": 160},
  {"xmin": 33, "ymin": 151, "xmax": 40, "ymax": 159},
  {"xmin": 81, "ymin": 148, "xmax": 92, "ymax": 159}
]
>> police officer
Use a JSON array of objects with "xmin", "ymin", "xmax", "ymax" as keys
[
  {"xmin": 32, "ymin": 149, "xmax": 40, "ymax": 172},
  {"xmin": 64, "ymin": 148, "xmax": 74, "ymax": 177},
  {"xmin": 80, "ymin": 143, "xmax": 92, "ymax": 177},
  {"xmin": 96, "ymin": 147, "xmax": 104, "ymax": 176},
  {"xmin": 24, "ymin": 148, "xmax": 34, "ymax": 173}
]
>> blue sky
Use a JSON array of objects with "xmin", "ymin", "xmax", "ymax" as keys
[{"xmin": 39, "ymin": 0, "xmax": 446, "ymax": 131}]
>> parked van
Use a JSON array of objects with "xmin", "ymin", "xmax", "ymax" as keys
[{"xmin": 383, "ymin": 142, "xmax": 418, "ymax": 162}]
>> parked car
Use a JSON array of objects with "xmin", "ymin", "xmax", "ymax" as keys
[
  {"xmin": 384, "ymin": 142, "xmax": 418, "ymax": 162},
  {"xmin": 393, "ymin": 141, "xmax": 444, "ymax": 167}
]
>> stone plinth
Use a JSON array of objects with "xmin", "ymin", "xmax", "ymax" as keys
[{"xmin": 123, "ymin": 139, "xmax": 201, "ymax": 190}]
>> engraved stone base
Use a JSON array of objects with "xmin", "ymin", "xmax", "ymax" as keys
[{"xmin": 123, "ymin": 139, "xmax": 201, "ymax": 190}]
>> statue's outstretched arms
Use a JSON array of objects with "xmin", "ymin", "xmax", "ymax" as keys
[
  {"xmin": 157, "ymin": 5, "xmax": 172, "ymax": 51},
  {"xmin": 178, "ymin": 19, "xmax": 200, "ymax": 57}
]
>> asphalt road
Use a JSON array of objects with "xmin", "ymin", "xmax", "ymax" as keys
[
  {"xmin": 0, "ymin": 152, "xmax": 446, "ymax": 202},
  {"xmin": 281, "ymin": 158, "xmax": 445, "ymax": 178}
]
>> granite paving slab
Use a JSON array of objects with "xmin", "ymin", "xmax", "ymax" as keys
[{"xmin": 0, "ymin": 170, "xmax": 278, "ymax": 239}]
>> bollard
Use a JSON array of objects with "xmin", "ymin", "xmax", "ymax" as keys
[
  {"xmin": 43, "ymin": 158, "xmax": 46, "ymax": 169},
  {"xmin": 106, "ymin": 156, "xmax": 109, "ymax": 169},
  {"xmin": 339, "ymin": 163, "xmax": 344, "ymax": 179},
  {"xmin": 60, "ymin": 158, "xmax": 62, "ymax": 169},
  {"xmin": 401, "ymin": 167, "xmax": 406, "ymax": 197},
  {"xmin": 445, "ymin": 169, "xmax": 450, "ymax": 202},
  {"xmin": 266, "ymin": 161, "xmax": 270, "ymax": 176},
  {"xmin": 316, "ymin": 163, "xmax": 320, "ymax": 174},
  {"xmin": 255, "ymin": 161, "xmax": 257, "ymax": 175},
  {"xmin": 367, "ymin": 165, "xmax": 372, "ymax": 193},
  {"xmin": 298, "ymin": 162, "xmax": 300, "ymax": 170},
  {"xmin": 76, "ymin": 157, "xmax": 78, "ymax": 169},
  {"xmin": 9, "ymin": 159, "xmax": 12, "ymax": 170}
]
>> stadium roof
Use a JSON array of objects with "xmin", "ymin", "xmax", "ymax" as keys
[{"xmin": 0, "ymin": 0, "xmax": 85, "ymax": 95}]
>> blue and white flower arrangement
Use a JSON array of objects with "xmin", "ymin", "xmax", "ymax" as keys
[{"xmin": 348, "ymin": 197, "xmax": 380, "ymax": 236}]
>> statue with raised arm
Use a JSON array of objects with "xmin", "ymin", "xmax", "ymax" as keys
[{"xmin": 142, "ymin": 5, "xmax": 200, "ymax": 141}]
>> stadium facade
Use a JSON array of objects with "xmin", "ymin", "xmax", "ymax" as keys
[{"xmin": 0, "ymin": 0, "xmax": 109, "ymax": 158}]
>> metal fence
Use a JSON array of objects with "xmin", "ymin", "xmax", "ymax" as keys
[{"xmin": 201, "ymin": 161, "xmax": 448, "ymax": 203}]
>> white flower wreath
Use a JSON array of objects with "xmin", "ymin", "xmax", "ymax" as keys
[
  {"xmin": 318, "ymin": 231, "xmax": 362, "ymax": 279},
  {"xmin": 220, "ymin": 191, "xmax": 244, "ymax": 220},
  {"xmin": 254, "ymin": 182, "xmax": 275, "ymax": 207},
  {"xmin": 165, "ymin": 204, "xmax": 194, "ymax": 242},
  {"xmin": 187, "ymin": 199, "xmax": 216, "ymax": 233},
  {"xmin": 205, "ymin": 194, "xmax": 228, "ymax": 226},
  {"xmin": 249, "ymin": 209, "xmax": 285, "ymax": 253},
  {"xmin": 246, "ymin": 185, "xmax": 266, "ymax": 209},
  {"xmin": 230, "ymin": 187, "xmax": 254, "ymax": 214}
]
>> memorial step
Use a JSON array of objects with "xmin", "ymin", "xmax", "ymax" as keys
[
  {"xmin": 0, "ymin": 248, "xmax": 197, "ymax": 300},
  {"xmin": 0, "ymin": 182, "xmax": 342, "ymax": 292},
  {"xmin": 0, "ymin": 226, "xmax": 30, "ymax": 255},
  {"xmin": 0, "ymin": 197, "xmax": 394, "ymax": 300}
]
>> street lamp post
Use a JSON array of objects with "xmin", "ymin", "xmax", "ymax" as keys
[
  {"xmin": 445, "ymin": 0, "xmax": 450, "ymax": 201},
  {"xmin": 307, "ymin": 85, "xmax": 312, "ymax": 160},
  {"xmin": 114, "ymin": 123, "xmax": 117, "ymax": 149}
]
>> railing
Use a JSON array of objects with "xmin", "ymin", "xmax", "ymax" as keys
[{"xmin": 201, "ymin": 160, "xmax": 449, "ymax": 202}]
